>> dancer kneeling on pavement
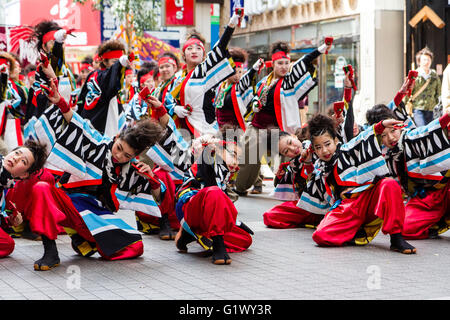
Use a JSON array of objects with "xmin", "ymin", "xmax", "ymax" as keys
[
  {"xmin": 0, "ymin": 140, "xmax": 48, "ymax": 258},
  {"xmin": 143, "ymin": 95, "xmax": 254, "ymax": 264},
  {"xmin": 264, "ymin": 68, "xmax": 358, "ymax": 229},
  {"xmin": 175, "ymin": 134, "xmax": 253, "ymax": 265},
  {"xmin": 365, "ymin": 84, "xmax": 450, "ymax": 240},
  {"xmin": 28, "ymin": 67, "xmax": 166, "ymax": 270},
  {"xmin": 298, "ymin": 114, "xmax": 417, "ymax": 254}
]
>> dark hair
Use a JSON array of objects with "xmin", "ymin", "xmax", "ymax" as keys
[
  {"xmin": 160, "ymin": 51, "xmax": 181, "ymax": 69},
  {"xmin": 97, "ymin": 40, "xmax": 125, "ymax": 68},
  {"xmin": 270, "ymin": 41, "xmax": 290, "ymax": 56},
  {"xmin": 307, "ymin": 114, "xmax": 337, "ymax": 142},
  {"xmin": 119, "ymin": 118, "xmax": 164, "ymax": 155},
  {"xmin": 185, "ymin": 29, "xmax": 206, "ymax": 45},
  {"xmin": 365, "ymin": 104, "xmax": 396, "ymax": 125},
  {"xmin": 31, "ymin": 20, "xmax": 61, "ymax": 51},
  {"xmin": 82, "ymin": 56, "xmax": 93, "ymax": 65},
  {"xmin": 24, "ymin": 64, "xmax": 37, "ymax": 74},
  {"xmin": 16, "ymin": 139, "xmax": 48, "ymax": 174},
  {"xmin": 136, "ymin": 67, "xmax": 157, "ymax": 85},
  {"xmin": 229, "ymin": 47, "xmax": 248, "ymax": 64}
]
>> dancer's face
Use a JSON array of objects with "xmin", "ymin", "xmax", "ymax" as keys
[
  {"xmin": 312, "ymin": 132, "xmax": 338, "ymax": 162},
  {"xmin": 3, "ymin": 147, "xmax": 35, "ymax": 179},
  {"xmin": 184, "ymin": 44, "xmax": 204, "ymax": 67},
  {"xmin": 158, "ymin": 62, "xmax": 177, "ymax": 81},
  {"xmin": 228, "ymin": 66, "xmax": 244, "ymax": 84},
  {"xmin": 221, "ymin": 143, "xmax": 240, "ymax": 173},
  {"xmin": 273, "ymin": 58, "xmax": 290, "ymax": 78},
  {"xmin": 279, "ymin": 134, "xmax": 303, "ymax": 158},
  {"xmin": 380, "ymin": 126, "xmax": 402, "ymax": 149},
  {"xmin": 111, "ymin": 138, "xmax": 137, "ymax": 164}
]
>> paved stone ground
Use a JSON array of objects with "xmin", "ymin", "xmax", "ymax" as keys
[{"xmin": 1, "ymin": 183, "xmax": 450, "ymax": 302}]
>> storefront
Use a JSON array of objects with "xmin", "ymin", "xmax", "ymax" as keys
[{"xmin": 223, "ymin": 0, "xmax": 405, "ymax": 125}]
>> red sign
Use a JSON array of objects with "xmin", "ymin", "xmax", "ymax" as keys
[
  {"xmin": 20, "ymin": 0, "xmax": 101, "ymax": 47},
  {"xmin": 165, "ymin": 0, "xmax": 195, "ymax": 26}
]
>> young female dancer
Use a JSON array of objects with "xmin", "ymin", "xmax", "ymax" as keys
[
  {"xmin": 27, "ymin": 64, "xmax": 166, "ymax": 270},
  {"xmin": 165, "ymin": 12, "xmax": 243, "ymax": 136},
  {"xmin": 299, "ymin": 113, "xmax": 417, "ymax": 253},
  {"xmin": 144, "ymin": 94, "xmax": 253, "ymax": 264},
  {"xmin": 365, "ymin": 81, "xmax": 450, "ymax": 240},
  {"xmin": 234, "ymin": 39, "xmax": 332, "ymax": 195}
]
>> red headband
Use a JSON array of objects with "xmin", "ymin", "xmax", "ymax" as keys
[
  {"xmin": 0, "ymin": 58, "xmax": 9, "ymax": 66},
  {"xmin": 101, "ymin": 50, "xmax": 123, "ymax": 60},
  {"xmin": 183, "ymin": 38, "xmax": 205, "ymax": 53},
  {"xmin": 27, "ymin": 71, "xmax": 36, "ymax": 78},
  {"xmin": 125, "ymin": 69, "xmax": 133, "ymax": 76},
  {"xmin": 234, "ymin": 62, "xmax": 244, "ymax": 68},
  {"xmin": 158, "ymin": 57, "xmax": 177, "ymax": 67},
  {"xmin": 80, "ymin": 63, "xmax": 92, "ymax": 72},
  {"xmin": 140, "ymin": 71, "xmax": 154, "ymax": 85},
  {"xmin": 272, "ymin": 51, "xmax": 290, "ymax": 62},
  {"xmin": 43, "ymin": 30, "xmax": 57, "ymax": 45}
]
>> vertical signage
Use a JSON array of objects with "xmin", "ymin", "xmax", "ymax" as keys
[{"xmin": 100, "ymin": 3, "xmax": 121, "ymax": 42}]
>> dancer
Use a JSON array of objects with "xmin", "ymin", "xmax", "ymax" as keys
[
  {"xmin": 234, "ymin": 39, "xmax": 332, "ymax": 196},
  {"xmin": 298, "ymin": 113, "xmax": 416, "ymax": 254},
  {"xmin": 165, "ymin": 12, "xmax": 243, "ymax": 136},
  {"xmin": 28, "ymin": 65, "xmax": 166, "ymax": 270},
  {"xmin": 0, "ymin": 139, "xmax": 48, "ymax": 258},
  {"xmin": 366, "ymin": 81, "xmax": 450, "ymax": 240}
]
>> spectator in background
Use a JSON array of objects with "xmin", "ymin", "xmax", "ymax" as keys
[
  {"xmin": 404, "ymin": 47, "xmax": 441, "ymax": 126},
  {"xmin": 442, "ymin": 63, "xmax": 449, "ymax": 113},
  {"xmin": 24, "ymin": 64, "xmax": 36, "ymax": 90}
]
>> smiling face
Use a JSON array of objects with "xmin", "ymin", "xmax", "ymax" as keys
[
  {"xmin": 111, "ymin": 138, "xmax": 137, "ymax": 164},
  {"xmin": 312, "ymin": 132, "xmax": 338, "ymax": 162},
  {"xmin": 273, "ymin": 58, "xmax": 290, "ymax": 78},
  {"xmin": 158, "ymin": 62, "xmax": 177, "ymax": 82},
  {"xmin": 184, "ymin": 44, "xmax": 205, "ymax": 67},
  {"xmin": 380, "ymin": 126, "xmax": 402, "ymax": 149},
  {"xmin": 3, "ymin": 147, "xmax": 35, "ymax": 179},
  {"xmin": 279, "ymin": 134, "xmax": 303, "ymax": 158}
]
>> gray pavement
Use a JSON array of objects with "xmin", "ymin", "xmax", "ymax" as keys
[{"xmin": 1, "ymin": 183, "xmax": 450, "ymax": 301}]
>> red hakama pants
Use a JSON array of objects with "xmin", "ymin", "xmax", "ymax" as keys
[
  {"xmin": 402, "ymin": 183, "xmax": 450, "ymax": 239},
  {"xmin": 312, "ymin": 178, "xmax": 405, "ymax": 246},
  {"xmin": 0, "ymin": 228, "xmax": 14, "ymax": 258},
  {"xmin": 183, "ymin": 186, "xmax": 252, "ymax": 252},
  {"xmin": 27, "ymin": 181, "xmax": 143, "ymax": 260},
  {"xmin": 263, "ymin": 201, "xmax": 324, "ymax": 229},
  {"xmin": 135, "ymin": 167, "xmax": 180, "ymax": 230}
]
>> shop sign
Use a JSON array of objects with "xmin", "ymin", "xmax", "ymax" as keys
[{"xmin": 165, "ymin": 0, "xmax": 195, "ymax": 26}]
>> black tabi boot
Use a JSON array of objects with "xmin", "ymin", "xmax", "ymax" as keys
[
  {"xmin": 159, "ymin": 214, "xmax": 175, "ymax": 240},
  {"xmin": 34, "ymin": 235, "xmax": 60, "ymax": 271},
  {"xmin": 212, "ymin": 235, "xmax": 231, "ymax": 265},
  {"xmin": 390, "ymin": 233, "xmax": 417, "ymax": 254},
  {"xmin": 175, "ymin": 228, "xmax": 196, "ymax": 253}
]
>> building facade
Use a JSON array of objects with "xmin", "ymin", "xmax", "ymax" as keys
[{"xmin": 221, "ymin": 0, "xmax": 406, "ymax": 125}]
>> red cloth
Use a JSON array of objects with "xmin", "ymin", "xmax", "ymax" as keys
[
  {"xmin": 135, "ymin": 167, "xmax": 180, "ymax": 230},
  {"xmin": 0, "ymin": 227, "xmax": 14, "ymax": 258},
  {"xmin": 223, "ymin": 225, "xmax": 252, "ymax": 253},
  {"xmin": 25, "ymin": 182, "xmax": 143, "ymax": 260},
  {"xmin": 183, "ymin": 186, "xmax": 237, "ymax": 238},
  {"xmin": 6, "ymin": 169, "xmax": 66, "ymax": 237},
  {"xmin": 312, "ymin": 178, "xmax": 405, "ymax": 246},
  {"xmin": 263, "ymin": 201, "xmax": 324, "ymax": 229},
  {"xmin": 402, "ymin": 183, "xmax": 450, "ymax": 239}
]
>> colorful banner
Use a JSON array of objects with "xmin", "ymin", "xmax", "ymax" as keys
[
  {"xmin": 8, "ymin": 25, "xmax": 38, "ymax": 66},
  {"xmin": 136, "ymin": 32, "xmax": 182, "ymax": 62},
  {"xmin": 165, "ymin": 0, "xmax": 195, "ymax": 26}
]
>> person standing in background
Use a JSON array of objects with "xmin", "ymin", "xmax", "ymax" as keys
[{"xmin": 404, "ymin": 47, "xmax": 441, "ymax": 126}]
